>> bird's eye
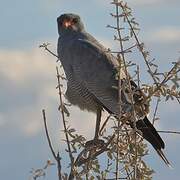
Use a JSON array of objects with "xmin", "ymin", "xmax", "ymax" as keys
[{"xmin": 72, "ymin": 18, "xmax": 78, "ymax": 24}]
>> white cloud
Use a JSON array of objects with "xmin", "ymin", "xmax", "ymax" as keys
[
  {"xmin": 0, "ymin": 48, "xmax": 57, "ymax": 84},
  {"xmin": 17, "ymin": 107, "xmax": 43, "ymax": 137},
  {"xmin": 0, "ymin": 48, "xmax": 59, "ymax": 136},
  {"xmin": 145, "ymin": 27, "xmax": 180, "ymax": 43}
]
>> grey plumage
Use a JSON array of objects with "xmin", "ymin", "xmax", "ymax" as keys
[
  {"xmin": 57, "ymin": 14, "xmax": 130, "ymax": 114},
  {"xmin": 57, "ymin": 13, "xmax": 171, "ymax": 167}
]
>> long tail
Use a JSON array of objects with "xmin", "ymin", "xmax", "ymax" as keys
[
  {"xmin": 156, "ymin": 149, "xmax": 172, "ymax": 168},
  {"xmin": 136, "ymin": 116, "xmax": 172, "ymax": 167}
]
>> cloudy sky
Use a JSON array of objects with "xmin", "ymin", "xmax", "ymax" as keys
[{"xmin": 0, "ymin": 0, "xmax": 180, "ymax": 179}]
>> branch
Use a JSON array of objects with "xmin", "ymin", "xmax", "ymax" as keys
[
  {"xmin": 152, "ymin": 97, "xmax": 160, "ymax": 125},
  {"xmin": 39, "ymin": 43, "xmax": 60, "ymax": 60},
  {"xmin": 109, "ymin": 44, "xmax": 137, "ymax": 54},
  {"xmin": 56, "ymin": 67, "xmax": 74, "ymax": 164},
  {"xmin": 114, "ymin": 2, "xmax": 138, "ymax": 179},
  {"xmin": 42, "ymin": 109, "xmax": 62, "ymax": 180},
  {"xmin": 115, "ymin": 1, "xmax": 159, "ymax": 86},
  {"xmin": 158, "ymin": 130, "xmax": 180, "ymax": 135},
  {"xmin": 42, "ymin": 109, "xmax": 57, "ymax": 159},
  {"xmin": 145, "ymin": 61, "xmax": 180, "ymax": 101},
  {"xmin": 115, "ymin": 4, "xmax": 124, "ymax": 179},
  {"xmin": 56, "ymin": 67, "xmax": 76, "ymax": 180}
]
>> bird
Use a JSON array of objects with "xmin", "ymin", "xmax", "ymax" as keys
[{"xmin": 57, "ymin": 13, "xmax": 171, "ymax": 167}]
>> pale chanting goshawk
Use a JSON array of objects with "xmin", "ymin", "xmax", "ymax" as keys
[{"xmin": 57, "ymin": 13, "xmax": 170, "ymax": 166}]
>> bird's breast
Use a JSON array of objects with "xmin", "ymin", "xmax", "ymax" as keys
[{"xmin": 65, "ymin": 76, "xmax": 100, "ymax": 113}]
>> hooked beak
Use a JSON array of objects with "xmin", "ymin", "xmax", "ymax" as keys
[{"xmin": 63, "ymin": 20, "xmax": 73, "ymax": 28}]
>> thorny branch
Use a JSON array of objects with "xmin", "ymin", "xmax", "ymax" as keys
[
  {"xmin": 114, "ymin": 2, "xmax": 138, "ymax": 179},
  {"xmin": 56, "ymin": 67, "xmax": 76, "ymax": 179},
  {"xmin": 112, "ymin": 1, "xmax": 159, "ymax": 86},
  {"xmin": 39, "ymin": 43, "xmax": 59, "ymax": 60},
  {"xmin": 42, "ymin": 110, "xmax": 62, "ymax": 180},
  {"xmin": 42, "ymin": 110, "xmax": 57, "ymax": 160},
  {"xmin": 109, "ymin": 0, "xmax": 180, "ymax": 179},
  {"xmin": 145, "ymin": 61, "xmax": 180, "ymax": 102},
  {"xmin": 112, "ymin": 1, "xmax": 180, "ymax": 103},
  {"xmin": 152, "ymin": 97, "xmax": 160, "ymax": 125},
  {"xmin": 56, "ymin": 67, "xmax": 74, "ymax": 164},
  {"xmin": 158, "ymin": 130, "xmax": 180, "ymax": 135}
]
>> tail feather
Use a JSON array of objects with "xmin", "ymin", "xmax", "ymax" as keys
[
  {"xmin": 135, "ymin": 116, "xmax": 171, "ymax": 167},
  {"xmin": 156, "ymin": 149, "xmax": 172, "ymax": 168}
]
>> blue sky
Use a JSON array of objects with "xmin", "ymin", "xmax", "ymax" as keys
[{"xmin": 0, "ymin": 0, "xmax": 180, "ymax": 179}]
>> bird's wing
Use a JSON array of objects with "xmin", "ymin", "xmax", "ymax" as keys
[
  {"xmin": 67, "ymin": 39, "xmax": 171, "ymax": 166},
  {"xmin": 68, "ymin": 38, "xmax": 129, "ymax": 114}
]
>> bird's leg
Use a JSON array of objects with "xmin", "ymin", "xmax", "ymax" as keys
[
  {"xmin": 94, "ymin": 107, "xmax": 102, "ymax": 140},
  {"xmin": 85, "ymin": 107, "xmax": 104, "ymax": 147}
]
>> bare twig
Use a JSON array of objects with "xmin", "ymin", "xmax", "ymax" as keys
[
  {"xmin": 115, "ymin": 4, "xmax": 123, "ymax": 179},
  {"xmin": 57, "ymin": 153, "xmax": 62, "ymax": 180},
  {"xmin": 109, "ymin": 44, "xmax": 137, "ymax": 54},
  {"xmin": 137, "ymin": 65, "xmax": 140, "ymax": 88},
  {"xmin": 152, "ymin": 97, "xmax": 160, "ymax": 125},
  {"xmin": 42, "ymin": 109, "xmax": 57, "ymax": 159},
  {"xmin": 56, "ymin": 67, "xmax": 74, "ymax": 165},
  {"xmin": 146, "ymin": 61, "xmax": 180, "ymax": 101},
  {"xmin": 39, "ymin": 43, "xmax": 59, "ymax": 60},
  {"xmin": 114, "ymin": 1, "xmax": 158, "ymax": 86},
  {"xmin": 158, "ymin": 130, "xmax": 180, "ymax": 135},
  {"xmin": 42, "ymin": 109, "xmax": 62, "ymax": 180}
]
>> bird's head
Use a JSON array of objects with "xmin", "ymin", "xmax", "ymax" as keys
[{"xmin": 57, "ymin": 13, "xmax": 85, "ymax": 35}]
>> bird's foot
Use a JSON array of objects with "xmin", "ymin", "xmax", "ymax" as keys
[
  {"xmin": 85, "ymin": 139, "xmax": 105, "ymax": 148},
  {"xmin": 75, "ymin": 139, "xmax": 105, "ymax": 166}
]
